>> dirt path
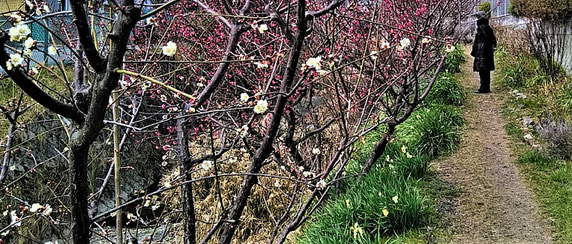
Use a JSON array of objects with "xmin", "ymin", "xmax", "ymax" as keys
[{"xmin": 433, "ymin": 49, "xmax": 553, "ymax": 243}]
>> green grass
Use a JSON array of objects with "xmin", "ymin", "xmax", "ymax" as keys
[
  {"xmin": 497, "ymin": 46, "xmax": 572, "ymax": 243},
  {"xmin": 299, "ymin": 102, "xmax": 465, "ymax": 243},
  {"xmin": 515, "ymin": 150, "xmax": 572, "ymax": 243}
]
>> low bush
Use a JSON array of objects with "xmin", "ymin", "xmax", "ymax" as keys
[
  {"xmin": 478, "ymin": 1, "xmax": 492, "ymax": 17},
  {"xmin": 424, "ymin": 72, "xmax": 466, "ymax": 106},
  {"xmin": 539, "ymin": 115, "xmax": 572, "ymax": 160}
]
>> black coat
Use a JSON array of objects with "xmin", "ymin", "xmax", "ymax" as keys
[{"xmin": 471, "ymin": 18, "xmax": 497, "ymax": 72}]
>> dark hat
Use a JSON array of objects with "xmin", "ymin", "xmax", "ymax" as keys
[{"xmin": 472, "ymin": 11, "xmax": 488, "ymax": 19}]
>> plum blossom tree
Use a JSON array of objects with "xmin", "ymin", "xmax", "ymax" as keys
[{"xmin": 0, "ymin": 0, "xmax": 476, "ymax": 243}]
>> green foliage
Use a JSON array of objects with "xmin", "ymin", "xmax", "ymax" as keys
[
  {"xmin": 509, "ymin": 0, "xmax": 572, "ymax": 19},
  {"xmin": 300, "ymin": 101, "xmax": 466, "ymax": 243},
  {"xmin": 478, "ymin": 1, "xmax": 492, "ymax": 17},
  {"xmin": 396, "ymin": 105, "xmax": 465, "ymax": 158},
  {"xmin": 444, "ymin": 44, "xmax": 466, "ymax": 73},
  {"xmin": 424, "ymin": 72, "xmax": 466, "ymax": 106},
  {"xmin": 298, "ymin": 169, "xmax": 432, "ymax": 244}
]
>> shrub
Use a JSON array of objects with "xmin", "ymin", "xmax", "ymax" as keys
[
  {"xmin": 298, "ymin": 168, "xmax": 432, "ymax": 244},
  {"xmin": 444, "ymin": 44, "xmax": 466, "ymax": 73},
  {"xmin": 509, "ymin": 0, "xmax": 572, "ymax": 19},
  {"xmin": 539, "ymin": 115, "xmax": 572, "ymax": 160},
  {"xmin": 478, "ymin": 1, "xmax": 492, "ymax": 18},
  {"xmin": 396, "ymin": 104, "xmax": 464, "ymax": 158},
  {"xmin": 424, "ymin": 72, "xmax": 465, "ymax": 106}
]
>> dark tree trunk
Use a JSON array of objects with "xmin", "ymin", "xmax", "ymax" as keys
[
  {"xmin": 69, "ymin": 136, "xmax": 92, "ymax": 243},
  {"xmin": 361, "ymin": 124, "xmax": 396, "ymax": 174},
  {"xmin": 216, "ymin": 1, "xmax": 308, "ymax": 243},
  {"xmin": 0, "ymin": 123, "xmax": 16, "ymax": 184},
  {"xmin": 177, "ymin": 116, "xmax": 197, "ymax": 244}
]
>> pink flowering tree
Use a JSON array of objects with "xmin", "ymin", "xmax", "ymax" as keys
[{"xmin": 0, "ymin": 0, "xmax": 475, "ymax": 243}]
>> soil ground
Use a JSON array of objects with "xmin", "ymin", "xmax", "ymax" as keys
[{"xmin": 433, "ymin": 48, "xmax": 554, "ymax": 243}]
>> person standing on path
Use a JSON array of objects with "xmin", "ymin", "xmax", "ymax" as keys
[{"xmin": 471, "ymin": 11, "xmax": 497, "ymax": 94}]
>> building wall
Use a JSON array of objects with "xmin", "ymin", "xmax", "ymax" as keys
[{"xmin": 1, "ymin": 0, "xmax": 23, "ymax": 13}]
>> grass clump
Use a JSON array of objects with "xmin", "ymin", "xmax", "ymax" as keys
[
  {"xmin": 396, "ymin": 105, "xmax": 464, "ymax": 158},
  {"xmin": 424, "ymin": 72, "xmax": 466, "ymax": 106},
  {"xmin": 444, "ymin": 44, "xmax": 466, "ymax": 73},
  {"xmin": 298, "ymin": 169, "xmax": 432, "ymax": 244}
]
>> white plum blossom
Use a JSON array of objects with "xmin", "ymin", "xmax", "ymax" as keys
[
  {"xmin": 253, "ymin": 100, "xmax": 268, "ymax": 114},
  {"xmin": 257, "ymin": 24, "xmax": 268, "ymax": 34},
  {"xmin": 25, "ymin": 0, "xmax": 34, "ymax": 9},
  {"xmin": 10, "ymin": 14, "xmax": 22, "ymax": 24},
  {"xmin": 370, "ymin": 51, "xmax": 378, "ymax": 60},
  {"xmin": 43, "ymin": 205, "xmax": 52, "ymax": 216},
  {"xmin": 400, "ymin": 38, "xmax": 411, "ymax": 49},
  {"xmin": 302, "ymin": 171, "xmax": 313, "ymax": 178},
  {"xmin": 240, "ymin": 93, "xmax": 250, "ymax": 103},
  {"xmin": 10, "ymin": 210, "xmax": 21, "ymax": 227},
  {"xmin": 445, "ymin": 44, "xmax": 455, "ymax": 53},
  {"xmin": 381, "ymin": 41, "xmax": 390, "ymax": 49},
  {"xmin": 6, "ymin": 53, "xmax": 24, "ymax": 71},
  {"xmin": 201, "ymin": 160, "xmax": 213, "ymax": 171},
  {"xmin": 312, "ymin": 148, "xmax": 321, "ymax": 155},
  {"xmin": 43, "ymin": 4, "xmax": 50, "ymax": 13},
  {"xmin": 422, "ymin": 37, "xmax": 430, "ymax": 44},
  {"xmin": 240, "ymin": 125, "xmax": 249, "ymax": 137},
  {"xmin": 24, "ymin": 37, "xmax": 35, "ymax": 49},
  {"xmin": 9, "ymin": 24, "xmax": 31, "ymax": 42},
  {"xmin": 48, "ymin": 46, "xmax": 57, "ymax": 55},
  {"xmin": 30, "ymin": 203, "xmax": 43, "ymax": 213},
  {"xmin": 255, "ymin": 61, "xmax": 268, "ymax": 69},
  {"xmin": 162, "ymin": 41, "xmax": 177, "ymax": 57},
  {"xmin": 316, "ymin": 179, "xmax": 327, "ymax": 190},
  {"xmin": 305, "ymin": 57, "xmax": 322, "ymax": 70},
  {"xmin": 30, "ymin": 66, "xmax": 39, "ymax": 75},
  {"xmin": 23, "ymin": 48, "xmax": 32, "ymax": 57}
]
